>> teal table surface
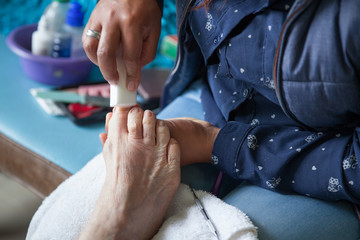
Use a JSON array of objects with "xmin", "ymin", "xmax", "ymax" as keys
[{"xmin": 0, "ymin": 34, "xmax": 106, "ymax": 174}]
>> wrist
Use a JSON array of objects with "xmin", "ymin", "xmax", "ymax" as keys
[{"xmin": 205, "ymin": 125, "xmax": 220, "ymax": 163}]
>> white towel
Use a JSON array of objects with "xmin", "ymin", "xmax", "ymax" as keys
[{"xmin": 26, "ymin": 153, "xmax": 258, "ymax": 240}]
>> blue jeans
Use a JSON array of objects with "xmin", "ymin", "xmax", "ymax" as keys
[{"xmin": 157, "ymin": 81, "xmax": 359, "ymax": 240}]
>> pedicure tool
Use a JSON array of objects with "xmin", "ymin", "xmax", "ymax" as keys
[{"xmin": 190, "ymin": 186, "xmax": 219, "ymax": 239}]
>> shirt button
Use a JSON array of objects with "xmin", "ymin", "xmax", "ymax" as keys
[
  {"xmin": 213, "ymin": 35, "xmax": 222, "ymax": 44},
  {"xmin": 243, "ymin": 88, "xmax": 249, "ymax": 98}
]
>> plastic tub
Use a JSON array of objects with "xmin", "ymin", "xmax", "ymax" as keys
[{"xmin": 6, "ymin": 24, "xmax": 93, "ymax": 86}]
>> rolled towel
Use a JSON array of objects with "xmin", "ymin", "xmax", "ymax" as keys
[
  {"xmin": 26, "ymin": 153, "xmax": 258, "ymax": 240},
  {"xmin": 153, "ymin": 184, "xmax": 258, "ymax": 240}
]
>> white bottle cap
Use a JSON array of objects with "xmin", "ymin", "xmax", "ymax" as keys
[{"xmin": 110, "ymin": 53, "xmax": 137, "ymax": 107}]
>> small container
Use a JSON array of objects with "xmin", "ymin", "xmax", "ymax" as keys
[
  {"xmin": 51, "ymin": 31, "xmax": 72, "ymax": 58},
  {"xmin": 64, "ymin": 2, "xmax": 86, "ymax": 57},
  {"xmin": 42, "ymin": 0, "xmax": 70, "ymax": 32},
  {"xmin": 31, "ymin": 0, "xmax": 70, "ymax": 57},
  {"xmin": 31, "ymin": 17, "xmax": 53, "ymax": 56},
  {"xmin": 7, "ymin": 24, "xmax": 93, "ymax": 86}
]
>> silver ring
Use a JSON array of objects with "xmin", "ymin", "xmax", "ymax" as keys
[{"xmin": 86, "ymin": 29, "xmax": 101, "ymax": 40}]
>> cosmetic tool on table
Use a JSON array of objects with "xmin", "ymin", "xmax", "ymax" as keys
[
  {"xmin": 30, "ymin": 88, "xmax": 66, "ymax": 116},
  {"xmin": 30, "ymin": 84, "xmax": 112, "ymax": 125},
  {"xmin": 34, "ymin": 90, "xmax": 110, "ymax": 107}
]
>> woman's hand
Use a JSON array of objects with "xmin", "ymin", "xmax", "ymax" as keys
[
  {"xmin": 80, "ymin": 107, "xmax": 180, "ymax": 240},
  {"xmin": 82, "ymin": 0, "xmax": 162, "ymax": 90},
  {"xmin": 164, "ymin": 118, "xmax": 220, "ymax": 166}
]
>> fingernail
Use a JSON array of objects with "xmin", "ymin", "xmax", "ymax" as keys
[
  {"xmin": 113, "ymin": 106, "xmax": 119, "ymax": 113},
  {"xmin": 127, "ymin": 81, "xmax": 136, "ymax": 91},
  {"xmin": 159, "ymin": 120, "xmax": 165, "ymax": 127},
  {"xmin": 109, "ymin": 79, "xmax": 118, "ymax": 85}
]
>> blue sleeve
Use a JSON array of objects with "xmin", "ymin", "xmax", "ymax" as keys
[{"xmin": 212, "ymin": 122, "xmax": 360, "ymax": 203}]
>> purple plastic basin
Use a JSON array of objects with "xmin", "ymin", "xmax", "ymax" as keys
[{"xmin": 6, "ymin": 24, "xmax": 93, "ymax": 86}]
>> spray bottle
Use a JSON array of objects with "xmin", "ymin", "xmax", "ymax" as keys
[{"xmin": 110, "ymin": 51, "xmax": 137, "ymax": 107}]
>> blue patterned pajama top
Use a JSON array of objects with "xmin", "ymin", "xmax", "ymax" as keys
[{"xmin": 188, "ymin": 0, "xmax": 360, "ymax": 203}]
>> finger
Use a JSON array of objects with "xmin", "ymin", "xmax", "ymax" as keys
[
  {"xmin": 143, "ymin": 110, "xmax": 156, "ymax": 145},
  {"xmin": 140, "ymin": 26, "xmax": 161, "ymax": 67},
  {"xmin": 105, "ymin": 112, "xmax": 113, "ymax": 133},
  {"xmin": 156, "ymin": 120, "xmax": 170, "ymax": 147},
  {"xmin": 99, "ymin": 133, "xmax": 108, "ymax": 147},
  {"xmin": 127, "ymin": 107, "xmax": 144, "ymax": 140},
  {"xmin": 108, "ymin": 107, "xmax": 130, "ymax": 137},
  {"xmin": 97, "ymin": 24, "xmax": 121, "ymax": 85},
  {"xmin": 120, "ymin": 28, "xmax": 142, "ymax": 91},
  {"xmin": 82, "ymin": 19, "xmax": 102, "ymax": 66}
]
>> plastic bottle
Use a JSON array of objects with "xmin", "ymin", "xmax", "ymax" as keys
[
  {"xmin": 64, "ymin": 2, "xmax": 85, "ymax": 57},
  {"xmin": 31, "ymin": 17, "xmax": 53, "ymax": 56},
  {"xmin": 110, "ymin": 51, "xmax": 137, "ymax": 107},
  {"xmin": 31, "ymin": 0, "xmax": 69, "ymax": 56},
  {"xmin": 42, "ymin": 0, "xmax": 70, "ymax": 32},
  {"xmin": 51, "ymin": 31, "xmax": 72, "ymax": 58}
]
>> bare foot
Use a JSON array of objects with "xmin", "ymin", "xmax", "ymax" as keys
[
  {"xmin": 101, "ymin": 114, "xmax": 220, "ymax": 167},
  {"xmin": 80, "ymin": 107, "xmax": 181, "ymax": 240}
]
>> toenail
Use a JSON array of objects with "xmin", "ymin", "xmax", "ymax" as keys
[
  {"xmin": 146, "ymin": 110, "xmax": 153, "ymax": 117},
  {"xmin": 131, "ymin": 107, "xmax": 140, "ymax": 113}
]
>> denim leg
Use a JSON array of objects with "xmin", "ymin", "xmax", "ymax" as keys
[
  {"xmin": 179, "ymin": 163, "xmax": 241, "ymax": 198},
  {"xmin": 158, "ymin": 82, "xmax": 360, "ymax": 240},
  {"xmin": 157, "ymin": 80, "xmax": 204, "ymax": 120},
  {"xmin": 223, "ymin": 182, "xmax": 360, "ymax": 240}
]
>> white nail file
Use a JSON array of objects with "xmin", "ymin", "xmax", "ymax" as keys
[{"xmin": 110, "ymin": 54, "xmax": 137, "ymax": 107}]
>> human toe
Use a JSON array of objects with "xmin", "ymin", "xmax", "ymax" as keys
[
  {"xmin": 156, "ymin": 120, "xmax": 170, "ymax": 147},
  {"xmin": 108, "ymin": 107, "xmax": 129, "ymax": 136},
  {"xmin": 127, "ymin": 107, "xmax": 144, "ymax": 139},
  {"xmin": 143, "ymin": 110, "xmax": 156, "ymax": 145}
]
